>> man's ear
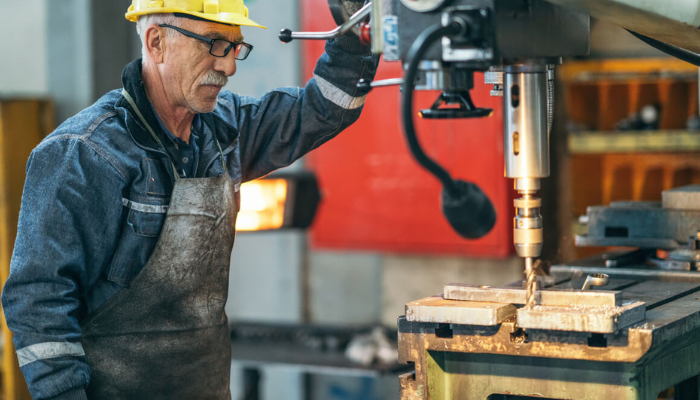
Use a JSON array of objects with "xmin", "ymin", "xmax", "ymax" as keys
[{"xmin": 144, "ymin": 25, "xmax": 166, "ymax": 63}]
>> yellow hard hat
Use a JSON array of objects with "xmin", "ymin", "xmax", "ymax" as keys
[{"xmin": 125, "ymin": 0, "xmax": 266, "ymax": 29}]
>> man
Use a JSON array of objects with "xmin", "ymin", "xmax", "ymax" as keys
[{"xmin": 1, "ymin": 1, "xmax": 377, "ymax": 399}]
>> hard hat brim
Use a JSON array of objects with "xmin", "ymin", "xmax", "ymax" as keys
[{"xmin": 126, "ymin": 7, "xmax": 267, "ymax": 29}]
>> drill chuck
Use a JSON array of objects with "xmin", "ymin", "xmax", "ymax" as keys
[{"xmin": 513, "ymin": 195, "xmax": 543, "ymax": 258}]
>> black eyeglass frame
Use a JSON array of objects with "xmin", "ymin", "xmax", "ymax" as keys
[{"xmin": 158, "ymin": 24, "xmax": 253, "ymax": 60}]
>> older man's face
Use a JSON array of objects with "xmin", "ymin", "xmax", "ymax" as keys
[{"xmin": 160, "ymin": 18, "xmax": 243, "ymax": 114}]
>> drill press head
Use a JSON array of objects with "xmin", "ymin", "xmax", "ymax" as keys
[{"xmin": 503, "ymin": 62, "xmax": 552, "ymax": 260}]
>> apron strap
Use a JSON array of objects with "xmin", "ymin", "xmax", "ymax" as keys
[
  {"xmin": 213, "ymin": 131, "xmax": 227, "ymax": 173},
  {"xmin": 122, "ymin": 89, "xmax": 229, "ymax": 180},
  {"xmin": 122, "ymin": 89, "xmax": 181, "ymax": 181}
]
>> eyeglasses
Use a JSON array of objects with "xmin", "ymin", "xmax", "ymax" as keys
[{"xmin": 158, "ymin": 24, "xmax": 253, "ymax": 61}]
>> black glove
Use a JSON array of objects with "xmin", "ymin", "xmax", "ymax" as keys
[
  {"xmin": 332, "ymin": 0, "xmax": 372, "ymax": 56},
  {"xmin": 340, "ymin": 0, "xmax": 366, "ymax": 16},
  {"xmin": 333, "ymin": 35, "xmax": 372, "ymax": 56}
]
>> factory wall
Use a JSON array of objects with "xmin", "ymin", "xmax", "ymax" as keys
[
  {"xmin": 0, "ymin": 0, "xmax": 49, "ymax": 96},
  {"xmin": 46, "ymin": 0, "xmax": 94, "ymax": 123}
]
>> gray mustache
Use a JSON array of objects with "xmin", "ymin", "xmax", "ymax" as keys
[{"xmin": 200, "ymin": 71, "xmax": 228, "ymax": 86}]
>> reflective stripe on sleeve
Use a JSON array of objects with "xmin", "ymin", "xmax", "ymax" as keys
[
  {"xmin": 122, "ymin": 198, "xmax": 169, "ymax": 214},
  {"xmin": 313, "ymin": 74, "xmax": 367, "ymax": 110},
  {"xmin": 17, "ymin": 342, "xmax": 86, "ymax": 367}
]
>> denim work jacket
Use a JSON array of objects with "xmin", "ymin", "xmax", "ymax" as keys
[{"xmin": 2, "ymin": 39, "xmax": 377, "ymax": 400}]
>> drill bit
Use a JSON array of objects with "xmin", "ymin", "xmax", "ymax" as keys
[{"xmin": 525, "ymin": 257, "xmax": 538, "ymax": 309}]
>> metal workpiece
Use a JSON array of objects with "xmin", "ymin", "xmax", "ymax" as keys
[
  {"xmin": 400, "ymin": 278, "xmax": 700, "ymax": 400},
  {"xmin": 663, "ymin": 184, "xmax": 700, "ymax": 210},
  {"xmin": 405, "ymin": 296, "xmax": 516, "ymax": 325},
  {"xmin": 517, "ymin": 300, "xmax": 646, "ymax": 333},
  {"xmin": 439, "ymin": 278, "xmax": 649, "ymax": 332},
  {"xmin": 443, "ymin": 283, "xmax": 622, "ymax": 307},
  {"xmin": 404, "ymin": 281, "xmax": 700, "ymax": 363}
]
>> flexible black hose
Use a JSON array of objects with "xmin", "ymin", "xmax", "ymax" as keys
[
  {"xmin": 627, "ymin": 29, "xmax": 700, "ymax": 67},
  {"xmin": 401, "ymin": 22, "xmax": 463, "ymax": 197},
  {"xmin": 400, "ymin": 20, "xmax": 497, "ymax": 239}
]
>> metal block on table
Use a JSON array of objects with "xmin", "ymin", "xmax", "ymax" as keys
[
  {"xmin": 405, "ymin": 296, "xmax": 516, "ymax": 325},
  {"xmin": 577, "ymin": 200, "xmax": 700, "ymax": 249},
  {"xmin": 662, "ymin": 184, "xmax": 700, "ymax": 210},
  {"xmin": 517, "ymin": 301, "xmax": 646, "ymax": 333},
  {"xmin": 443, "ymin": 283, "xmax": 621, "ymax": 307}
]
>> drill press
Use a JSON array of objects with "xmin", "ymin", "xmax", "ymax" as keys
[
  {"xmin": 279, "ymin": 0, "xmax": 700, "ymax": 398},
  {"xmin": 501, "ymin": 62, "xmax": 553, "ymax": 306}
]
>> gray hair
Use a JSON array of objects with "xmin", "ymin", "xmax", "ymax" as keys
[{"xmin": 136, "ymin": 13, "xmax": 180, "ymax": 61}]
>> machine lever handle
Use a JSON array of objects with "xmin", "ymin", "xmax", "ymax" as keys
[
  {"xmin": 357, "ymin": 78, "xmax": 404, "ymax": 90},
  {"xmin": 279, "ymin": 2, "xmax": 372, "ymax": 43}
]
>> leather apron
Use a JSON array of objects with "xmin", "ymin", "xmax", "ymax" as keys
[{"xmin": 80, "ymin": 90, "xmax": 238, "ymax": 399}]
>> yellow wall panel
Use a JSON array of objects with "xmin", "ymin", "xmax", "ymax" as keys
[{"xmin": 0, "ymin": 99, "xmax": 53, "ymax": 400}]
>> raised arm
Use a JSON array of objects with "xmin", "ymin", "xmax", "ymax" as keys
[{"xmin": 218, "ymin": 37, "xmax": 379, "ymax": 182}]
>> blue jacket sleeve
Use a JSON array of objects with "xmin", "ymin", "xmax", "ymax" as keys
[
  {"xmin": 219, "ymin": 39, "xmax": 379, "ymax": 182},
  {"xmin": 2, "ymin": 137, "xmax": 126, "ymax": 399}
]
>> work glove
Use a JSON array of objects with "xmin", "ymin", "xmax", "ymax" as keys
[{"xmin": 333, "ymin": 0, "xmax": 372, "ymax": 56}]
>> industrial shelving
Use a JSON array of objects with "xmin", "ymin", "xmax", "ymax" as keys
[{"xmin": 558, "ymin": 58, "xmax": 700, "ymax": 260}]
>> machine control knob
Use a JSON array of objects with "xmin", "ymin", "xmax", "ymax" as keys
[
  {"xmin": 279, "ymin": 29, "xmax": 293, "ymax": 43},
  {"xmin": 359, "ymin": 22, "xmax": 371, "ymax": 45}
]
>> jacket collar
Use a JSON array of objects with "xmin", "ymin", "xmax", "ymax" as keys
[
  {"xmin": 116, "ymin": 58, "xmax": 169, "ymax": 154},
  {"xmin": 116, "ymin": 59, "xmax": 239, "ymax": 155}
]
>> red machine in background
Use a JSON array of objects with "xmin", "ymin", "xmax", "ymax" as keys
[{"xmin": 299, "ymin": 0, "xmax": 513, "ymax": 257}]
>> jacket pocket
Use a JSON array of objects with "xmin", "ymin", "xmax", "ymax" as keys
[
  {"xmin": 107, "ymin": 196, "xmax": 169, "ymax": 287},
  {"xmin": 127, "ymin": 206, "xmax": 166, "ymax": 237}
]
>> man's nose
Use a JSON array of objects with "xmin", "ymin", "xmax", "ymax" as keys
[{"xmin": 214, "ymin": 53, "xmax": 237, "ymax": 77}]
